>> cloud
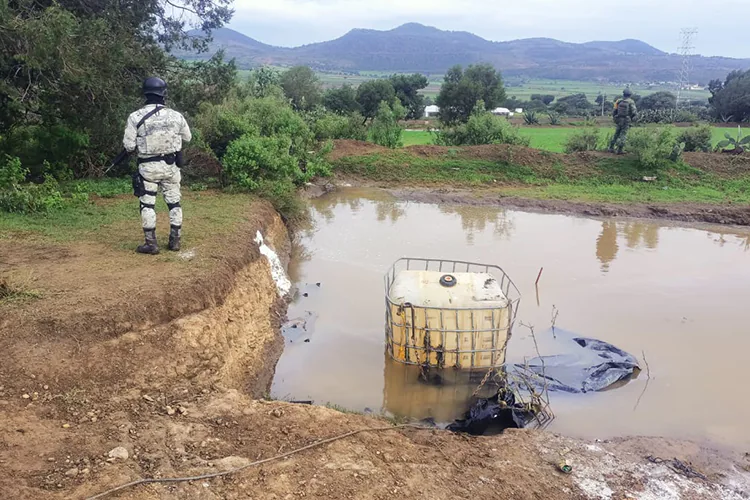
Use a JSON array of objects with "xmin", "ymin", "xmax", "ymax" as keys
[{"xmin": 228, "ymin": 0, "xmax": 750, "ymax": 58}]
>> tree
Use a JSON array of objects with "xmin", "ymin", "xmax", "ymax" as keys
[
  {"xmin": 0, "ymin": 0, "xmax": 234, "ymax": 177},
  {"xmin": 435, "ymin": 64, "xmax": 507, "ymax": 125},
  {"xmin": 168, "ymin": 51, "xmax": 237, "ymax": 117},
  {"xmin": 370, "ymin": 100, "xmax": 406, "ymax": 148},
  {"xmin": 280, "ymin": 66, "xmax": 322, "ymax": 111},
  {"xmin": 531, "ymin": 94, "xmax": 555, "ymax": 105},
  {"xmin": 323, "ymin": 85, "xmax": 361, "ymax": 115},
  {"xmin": 709, "ymin": 70, "xmax": 750, "ymax": 122},
  {"xmin": 552, "ymin": 93, "xmax": 594, "ymax": 115},
  {"xmin": 639, "ymin": 91, "xmax": 677, "ymax": 111},
  {"xmin": 389, "ymin": 73, "xmax": 429, "ymax": 120},
  {"xmin": 356, "ymin": 80, "xmax": 396, "ymax": 122},
  {"xmin": 246, "ymin": 66, "xmax": 282, "ymax": 98}
]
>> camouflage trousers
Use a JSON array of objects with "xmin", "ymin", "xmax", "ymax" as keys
[
  {"xmin": 609, "ymin": 120, "xmax": 631, "ymax": 152},
  {"xmin": 138, "ymin": 162, "xmax": 182, "ymax": 230}
]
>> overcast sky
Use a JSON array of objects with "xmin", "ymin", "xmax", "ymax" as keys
[{"xmin": 227, "ymin": 0, "xmax": 750, "ymax": 58}]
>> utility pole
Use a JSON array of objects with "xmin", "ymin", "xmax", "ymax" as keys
[{"xmin": 677, "ymin": 28, "xmax": 698, "ymax": 108}]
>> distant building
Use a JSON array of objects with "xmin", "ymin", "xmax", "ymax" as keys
[
  {"xmin": 491, "ymin": 107, "xmax": 514, "ymax": 117},
  {"xmin": 514, "ymin": 108, "xmax": 524, "ymax": 114},
  {"xmin": 424, "ymin": 105, "xmax": 440, "ymax": 118}
]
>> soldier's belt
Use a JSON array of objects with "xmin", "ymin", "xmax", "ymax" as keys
[{"xmin": 138, "ymin": 152, "xmax": 178, "ymax": 165}]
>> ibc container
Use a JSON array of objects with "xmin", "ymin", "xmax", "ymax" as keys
[{"xmin": 385, "ymin": 258, "xmax": 520, "ymax": 369}]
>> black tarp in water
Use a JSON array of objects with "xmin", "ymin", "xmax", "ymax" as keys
[
  {"xmin": 446, "ymin": 390, "xmax": 536, "ymax": 435},
  {"xmin": 508, "ymin": 329, "xmax": 641, "ymax": 394},
  {"xmin": 448, "ymin": 329, "xmax": 640, "ymax": 434}
]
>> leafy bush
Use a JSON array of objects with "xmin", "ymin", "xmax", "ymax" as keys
[
  {"xmin": 312, "ymin": 112, "xmax": 368, "ymax": 141},
  {"xmin": 434, "ymin": 103, "xmax": 530, "ymax": 147},
  {"xmin": 638, "ymin": 109, "xmax": 675, "ymax": 124},
  {"xmin": 675, "ymin": 109, "xmax": 699, "ymax": 123},
  {"xmin": 0, "ymin": 124, "xmax": 90, "ymax": 180},
  {"xmin": 370, "ymin": 101, "xmax": 405, "ymax": 149},
  {"xmin": 0, "ymin": 155, "xmax": 27, "ymax": 189},
  {"xmin": 626, "ymin": 127, "xmax": 680, "ymax": 169},
  {"xmin": 223, "ymin": 134, "xmax": 300, "ymax": 190},
  {"xmin": 0, "ymin": 174, "xmax": 66, "ymax": 214},
  {"xmin": 523, "ymin": 111, "xmax": 540, "ymax": 125},
  {"xmin": 564, "ymin": 128, "xmax": 600, "ymax": 153},
  {"xmin": 677, "ymin": 125, "xmax": 712, "ymax": 152}
]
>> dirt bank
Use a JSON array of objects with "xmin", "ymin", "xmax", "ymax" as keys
[{"xmin": 1, "ymin": 194, "xmax": 749, "ymax": 499}]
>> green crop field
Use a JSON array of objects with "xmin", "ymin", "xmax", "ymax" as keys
[{"xmin": 401, "ymin": 126, "xmax": 740, "ymax": 153}]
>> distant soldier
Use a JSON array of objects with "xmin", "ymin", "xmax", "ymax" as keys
[
  {"xmin": 123, "ymin": 77, "xmax": 192, "ymax": 254},
  {"xmin": 608, "ymin": 88, "xmax": 638, "ymax": 154}
]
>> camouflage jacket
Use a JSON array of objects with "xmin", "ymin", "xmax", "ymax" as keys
[
  {"xmin": 123, "ymin": 104, "xmax": 192, "ymax": 157},
  {"xmin": 613, "ymin": 98, "xmax": 638, "ymax": 122}
]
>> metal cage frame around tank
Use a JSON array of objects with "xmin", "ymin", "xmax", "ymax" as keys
[{"xmin": 384, "ymin": 258, "xmax": 521, "ymax": 369}]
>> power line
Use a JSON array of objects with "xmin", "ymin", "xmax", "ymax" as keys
[{"xmin": 677, "ymin": 28, "xmax": 698, "ymax": 108}]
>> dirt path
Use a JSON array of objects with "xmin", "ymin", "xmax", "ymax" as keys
[{"xmin": 1, "ymin": 194, "xmax": 749, "ymax": 499}]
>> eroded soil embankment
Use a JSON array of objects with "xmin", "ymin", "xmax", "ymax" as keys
[{"xmin": 0, "ymin": 202, "xmax": 291, "ymax": 498}]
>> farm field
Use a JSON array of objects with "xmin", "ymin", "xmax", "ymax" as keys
[
  {"xmin": 236, "ymin": 70, "xmax": 708, "ymax": 103},
  {"xmin": 402, "ymin": 126, "xmax": 735, "ymax": 152}
]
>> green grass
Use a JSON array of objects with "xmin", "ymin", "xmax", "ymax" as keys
[
  {"xmin": 400, "ymin": 126, "xmax": 740, "ymax": 153},
  {"xmin": 402, "ymin": 130, "xmax": 434, "ymax": 146},
  {"xmin": 333, "ymin": 150, "xmax": 750, "ymax": 205},
  {"xmin": 0, "ymin": 179, "xmax": 259, "ymax": 245}
]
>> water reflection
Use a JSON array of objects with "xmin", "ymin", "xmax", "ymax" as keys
[
  {"xmin": 623, "ymin": 222, "xmax": 659, "ymax": 250},
  {"xmin": 313, "ymin": 192, "xmax": 365, "ymax": 223},
  {"xmin": 596, "ymin": 222, "xmax": 618, "ymax": 272},
  {"xmin": 438, "ymin": 205, "xmax": 515, "ymax": 244},
  {"xmin": 375, "ymin": 200, "xmax": 406, "ymax": 223},
  {"xmin": 596, "ymin": 221, "xmax": 664, "ymax": 272},
  {"xmin": 709, "ymin": 231, "xmax": 750, "ymax": 251}
]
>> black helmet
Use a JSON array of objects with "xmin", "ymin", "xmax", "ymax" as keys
[
  {"xmin": 623, "ymin": 87, "xmax": 633, "ymax": 97},
  {"xmin": 143, "ymin": 77, "xmax": 167, "ymax": 97}
]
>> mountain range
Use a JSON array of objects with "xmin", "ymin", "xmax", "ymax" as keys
[{"xmin": 178, "ymin": 24, "xmax": 750, "ymax": 83}]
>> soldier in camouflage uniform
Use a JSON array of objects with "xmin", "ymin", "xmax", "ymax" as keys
[
  {"xmin": 123, "ymin": 77, "xmax": 192, "ymax": 254},
  {"xmin": 608, "ymin": 88, "xmax": 638, "ymax": 154}
]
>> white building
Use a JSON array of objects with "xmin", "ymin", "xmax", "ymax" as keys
[
  {"xmin": 491, "ymin": 107, "xmax": 514, "ymax": 117},
  {"xmin": 424, "ymin": 105, "xmax": 440, "ymax": 118}
]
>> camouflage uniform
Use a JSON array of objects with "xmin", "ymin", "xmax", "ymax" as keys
[
  {"xmin": 123, "ymin": 103, "xmax": 191, "ymax": 253},
  {"xmin": 609, "ymin": 93, "xmax": 638, "ymax": 154}
]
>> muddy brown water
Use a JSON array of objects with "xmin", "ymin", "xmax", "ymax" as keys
[{"xmin": 272, "ymin": 188, "xmax": 750, "ymax": 450}]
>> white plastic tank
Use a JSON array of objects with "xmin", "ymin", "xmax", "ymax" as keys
[{"xmin": 385, "ymin": 259, "xmax": 520, "ymax": 369}]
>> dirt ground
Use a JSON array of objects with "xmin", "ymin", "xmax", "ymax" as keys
[{"xmin": 2, "ymin": 190, "xmax": 750, "ymax": 499}]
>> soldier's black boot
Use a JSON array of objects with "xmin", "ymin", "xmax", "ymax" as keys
[
  {"xmin": 168, "ymin": 225, "xmax": 181, "ymax": 252},
  {"xmin": 136, "ymin": 228, "xmax": 160, "ymax": 255}
]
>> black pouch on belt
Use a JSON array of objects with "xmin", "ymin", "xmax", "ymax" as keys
[{"xmin": 131, "ymin": 171, "xmax": 145, "ymax": 197}]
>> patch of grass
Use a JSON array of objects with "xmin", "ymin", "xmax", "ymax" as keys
[
  {"xmin": 0, "ymin": 276, "xmax": 41, "ymax": 304},
  {"xmin": 64, "ymin": 178, "xmax": 132, "ymax": 198},
  {"xmin": 402, "ymin": 130, "xmax": 434, "ymax": 146},
  {"xmin": 0, "ymin": 190, "xmax": 260, "ymax": 247},
  {"xmin": 399, "ymin": 126, "xmax": 735, "ymax": 153},
  {"xmin": 336, "ymin": 152, "xmax": 552, "ymax": 186}
]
